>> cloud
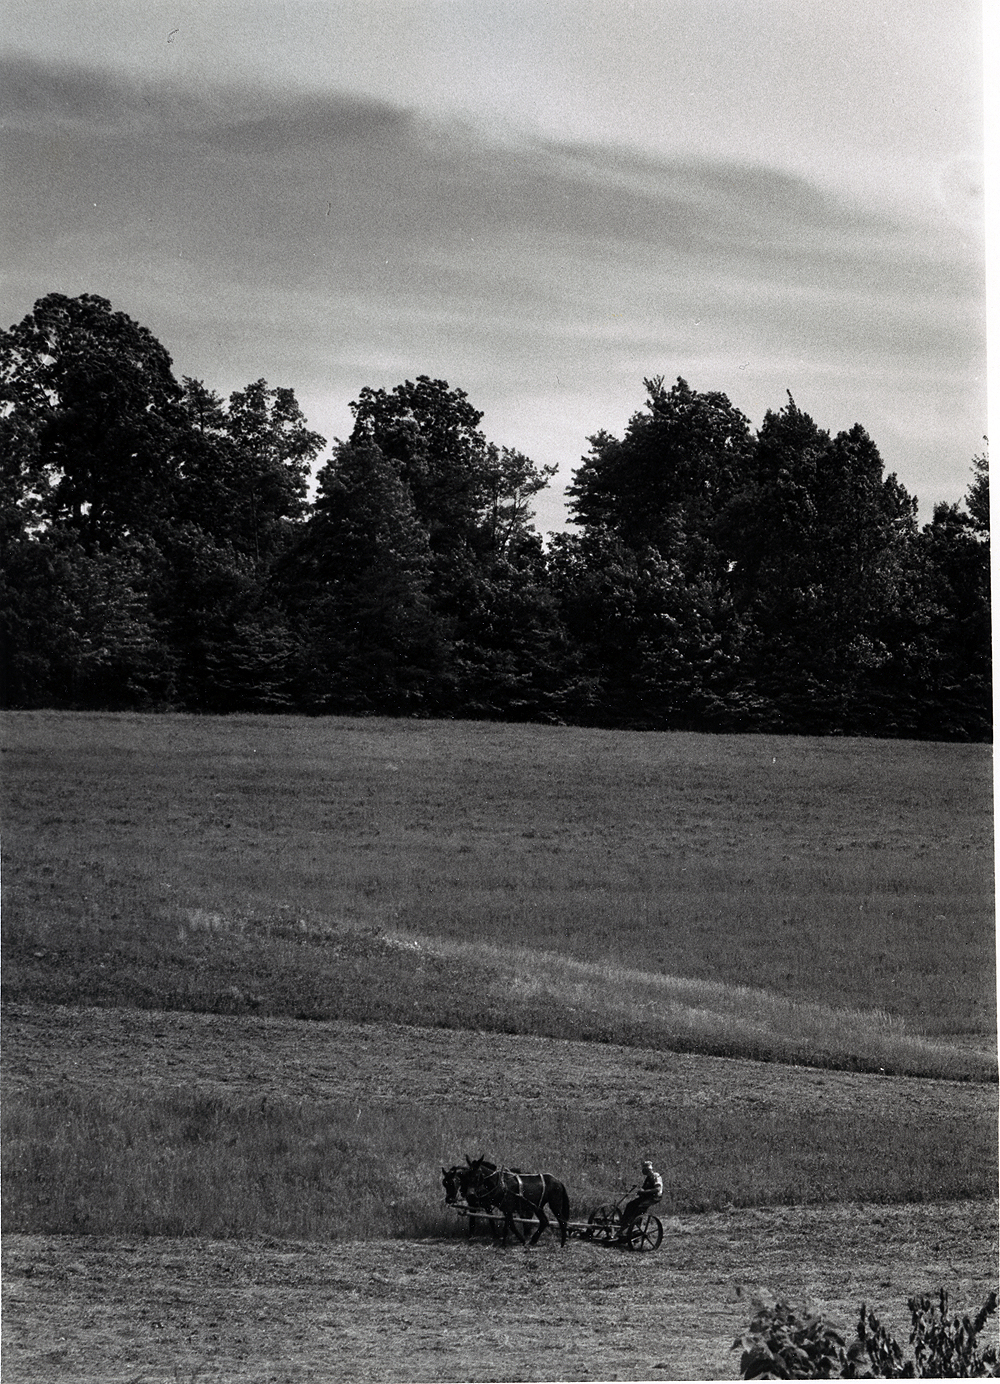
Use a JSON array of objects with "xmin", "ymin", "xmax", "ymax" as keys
[
  {"xmin": 0, "ymin": 57, "xmax": 986, "ymax": 517},
  {"xmin": 0, "ymin": 53, "xmax": 409, "ymax": 140}
]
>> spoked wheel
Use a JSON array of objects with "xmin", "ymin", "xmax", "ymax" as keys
[
  {"xmin": 625, "ymin": 1213, "xmax": 663, "ymax": 1252},
  {"xmin": 587, "ymin": 1205, "xmax": 621, "ymax": 1242}
]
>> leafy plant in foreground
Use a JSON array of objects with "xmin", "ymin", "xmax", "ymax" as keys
[
  {"xmin": 904, "ymin": 1289, "xmax": 999, "ymax": 1379},
  {"xmin": 735, "ymin": 1288, "xmax": 999, "ymax": 1377},
  {"xmin": 735, "ymin": 1298, "xmax": 848, "ymax": 1378}
]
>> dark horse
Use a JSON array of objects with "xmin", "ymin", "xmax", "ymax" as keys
[
  {"xmin": 441, "ymin": 1163, "xmax": 500, "ymax": 1238},
  {"xmin": 465, "ymin": 1155, "xmax": 570, "ymax": 1247}
]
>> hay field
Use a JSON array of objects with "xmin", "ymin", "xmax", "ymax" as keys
[
  {"xmin": 3, "ymin": 711, "xmax": 994, "ymax": 1061},
  {"xmin": 2, "ymin": 710, "xmax": 996, "ymax": 1380}
]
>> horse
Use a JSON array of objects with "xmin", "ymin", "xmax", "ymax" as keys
[
  {"xmin": 441, "ymin": 1163, "xmax": 501, "ymax": 1238},
  {"xmin": 464, "ymin": 1155, "xmax": 570, "ymax": 1247}
]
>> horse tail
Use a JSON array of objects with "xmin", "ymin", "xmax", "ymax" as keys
[{"xmin": 541, "ymin": 1176, "xmax": 570, "ymax": 1246}]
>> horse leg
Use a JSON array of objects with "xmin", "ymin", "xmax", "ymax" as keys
[
  {"xmin": 527, "ymin": 1204, "xmax": 548, "ymax": 1245},
  {"xmin": 551, "ymin": 1192, "xmax": 568, "ymax": 1247},
  {"xmin": 505, "ymin": 1201, "xmax": 527, "ymax": 1245},
  {"xmin": 481, "ymin": 1208, "xmax": 501, "ymax": 1240},
  {"xmin": 470, "ymin": 1207, "xmax": 494, "ymax": 1239},
  {"xmin": 508, "ymin": 1211, "xmax": 527, "ymax": 1245}
]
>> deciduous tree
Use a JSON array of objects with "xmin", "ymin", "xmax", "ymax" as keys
[
  {"xmin": 0, "ymin": 293, "xmax": 186, "ymax": 549},
  {"xmin": 567, "ymin": 375, "xmax": 754, "ymax": 575}
]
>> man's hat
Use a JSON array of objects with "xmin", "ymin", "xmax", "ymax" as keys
[{"xmin": 642, "ymin": 1159, "xmax": 653, "ymax": 1169}]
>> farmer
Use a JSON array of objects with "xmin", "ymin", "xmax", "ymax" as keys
[{"xmin": 618, "ymin": 1160, "xmax": 663, "ymax": 1239}]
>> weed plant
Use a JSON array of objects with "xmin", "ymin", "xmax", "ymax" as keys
[
  {"xmin": 735, "ymin": 1289, "xmax": 999, "ymax": 1378},
  {"xmin": 4, "ymin": 1085, "xmax": 996, "ymax": 1242},
  {"xmin": 2, "ymin": 713, "xmax": 994, "ymax": 1075}
]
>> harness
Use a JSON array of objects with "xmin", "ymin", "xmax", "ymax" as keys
[{"xmin": 480, "ymin": 1164, "xmax": 530, "ymax": 1207}]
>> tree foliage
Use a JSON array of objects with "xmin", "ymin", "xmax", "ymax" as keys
[
  {"xmin": 568, "ymin": 375, "xmax": 753, "ymax": 574},
  {"xmin": 0, "ymin": 294, "xmax": 990, "ymax": 739},
  {"xmin": 280, "ymin": 441, "xmax": 446, "ymax": 714},
  {"xmin": 1, "ymin": 293, "xmax": 185, "ymax": 548},
  {"xmin": 350, "ymin": 375, "xmax": 554, "ymax": 558}
]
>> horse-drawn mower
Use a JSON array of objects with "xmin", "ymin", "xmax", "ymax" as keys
[{"xmin": 442, "ymin": 1160, "xmax": 663, "ymax": 1252}]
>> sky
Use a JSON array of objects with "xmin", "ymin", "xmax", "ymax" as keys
[{"xmin": 1, "ymin": 1, "xmax": 988, "ymax": 533}]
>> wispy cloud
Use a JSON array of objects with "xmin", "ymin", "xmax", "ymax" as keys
[{"xmin": 1, "ymin": 57, "xmax": 985, "ymax": 520}]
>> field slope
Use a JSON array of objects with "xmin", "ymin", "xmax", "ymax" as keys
[
  {"xmin": 3, "ymin": 711, "xmax": 995, "ymax": 1067},
  {"xmin": 2, "ymin": 711, "xmax": 996, "ymax": 1381}
]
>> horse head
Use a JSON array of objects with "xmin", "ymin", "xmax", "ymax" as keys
[
  {"xmin": 441, "ymin": 1165, "xmax": 463, "ymax": 1204},
  {"xmin": 464, "ymin": 1156, "xmax": 502, "ymax": 1203}
]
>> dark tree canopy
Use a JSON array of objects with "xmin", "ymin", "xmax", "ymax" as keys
[
  {"xmin": 1, "ymin": 293, "xmax": 186, "ymax": 547},
  {"xmin": 0, "ymin": 293, "xmax": 989, "ymax": 739},
  {"xmin": 280, "ymin": 440, "xmax": 446, "ymax": 714},
  {"xmin": 567, "ymin": 375, "xmax": 754, "ymax": 573},
  {"xmin": 349, "ymin": 375, "xmax": 554, "ymax": 557}
]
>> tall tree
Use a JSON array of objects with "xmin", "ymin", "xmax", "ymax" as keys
[
  {"xmin": 965, "ymin": 443, "xmax": 990, "ymax": 537},
  {"xmin": 176, "ymin": 376, "xmax": 325, "ymax": 568},
  {"xmin": 349, "ymin": 376, "xmax": 553, "ymax": 558},
  {"xmin": 891, "ymin": 447, "xmax": 991, "ymax": 740},
  {"xmin": 567, "ymin": 376, "xmax": 754, "ymax": 575},
  {"xmin": 279, "ymin": 441, "xmax": 448, "ymax": 714},
  {"xmin": 222, "ymin": 379, "xmax": 323, "ymax": 570},
  {"xmin": 349, "ymin": 376, "xmax": 488, "ymax": 554},
  {"xmin": 559, "ymin": 377, "xmax": 754, "ymax": 727},
  {"xmin": 0, "ymin": 529, "xmax": 173, "ymax": 708},
  {"xmin": 161, "ymin": 376, "xmax": 323, "ymax": 709},
  {"xmin": 547, "ymin": 527, "xmax": 745, "ymax": 729},
  {"xmin": 345, "ymin": 376, "xmax": 558, "ymax": 714},
  {"xmin": 723, "ymin": 397, "xmax": 919, "ymax": 731},
  {"xmin": 443, "ymin": 531, "xmax": 572, "ymax": 721},
  {"xmin": 0, "ymin": 293, "xmax": 186, "ymax": 549}
]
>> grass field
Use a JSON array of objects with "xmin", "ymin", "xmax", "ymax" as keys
[
  {"xmin": 1, "ymin": 710, "xmax": 996, "ymax": 1245},
  {"xmin": 4, "ymin": 1017, "xmax": 995, "ymax": 1241},
  {"xmin": 3, "ymin": 712, "xmax": 994, "ymax": 1040}
]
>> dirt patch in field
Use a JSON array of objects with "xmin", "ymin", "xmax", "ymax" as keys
[
  {"xmin": 4, "ymin": 1201, "xmax": 997, "ymax": 1383},
  {"xmin": 3, "ymin": 1002, "xmax": 994, "ymax": 1127}
]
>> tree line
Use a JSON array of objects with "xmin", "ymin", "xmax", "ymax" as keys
[{"xmin": 1, "ymin": 293, "xmax": 990, "ymax": 739}]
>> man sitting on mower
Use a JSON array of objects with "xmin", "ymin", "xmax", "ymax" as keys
[{"xmin": 618, "ymin": 1160, "xmax": 663, "ymax": 1239}]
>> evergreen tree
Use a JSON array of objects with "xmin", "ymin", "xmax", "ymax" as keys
[
  {"xmin": 444, "ymin": 531, "xmax": 571, "ymax": 721},
  {"xmin": 560, "ymin": 377, "xmax": 754, "ymax": 727},
  {"xmin": 279, "ymin": 441, "xmax": 448, "ymax": 714},
  {"xmin": 886, "ymin": 448, "xmax": 991, "ymax": 741},
  {"xmin": 723, "ymin": 397, "xmax": 919, "ymax": 732},
  {"xmin": 547, "ymin": 527, "xmax": 745, "ymax": 729},
  {"xmin": 345, "ymin": 376, "xmax": 558, "ymax": 714},
  {"xmin": 0, "ymin": 528, "xmax": 173, "ymax": 708},
  {"xmin": 160, "ymin": 376, "xmax": 323, "ymax": 710}
]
